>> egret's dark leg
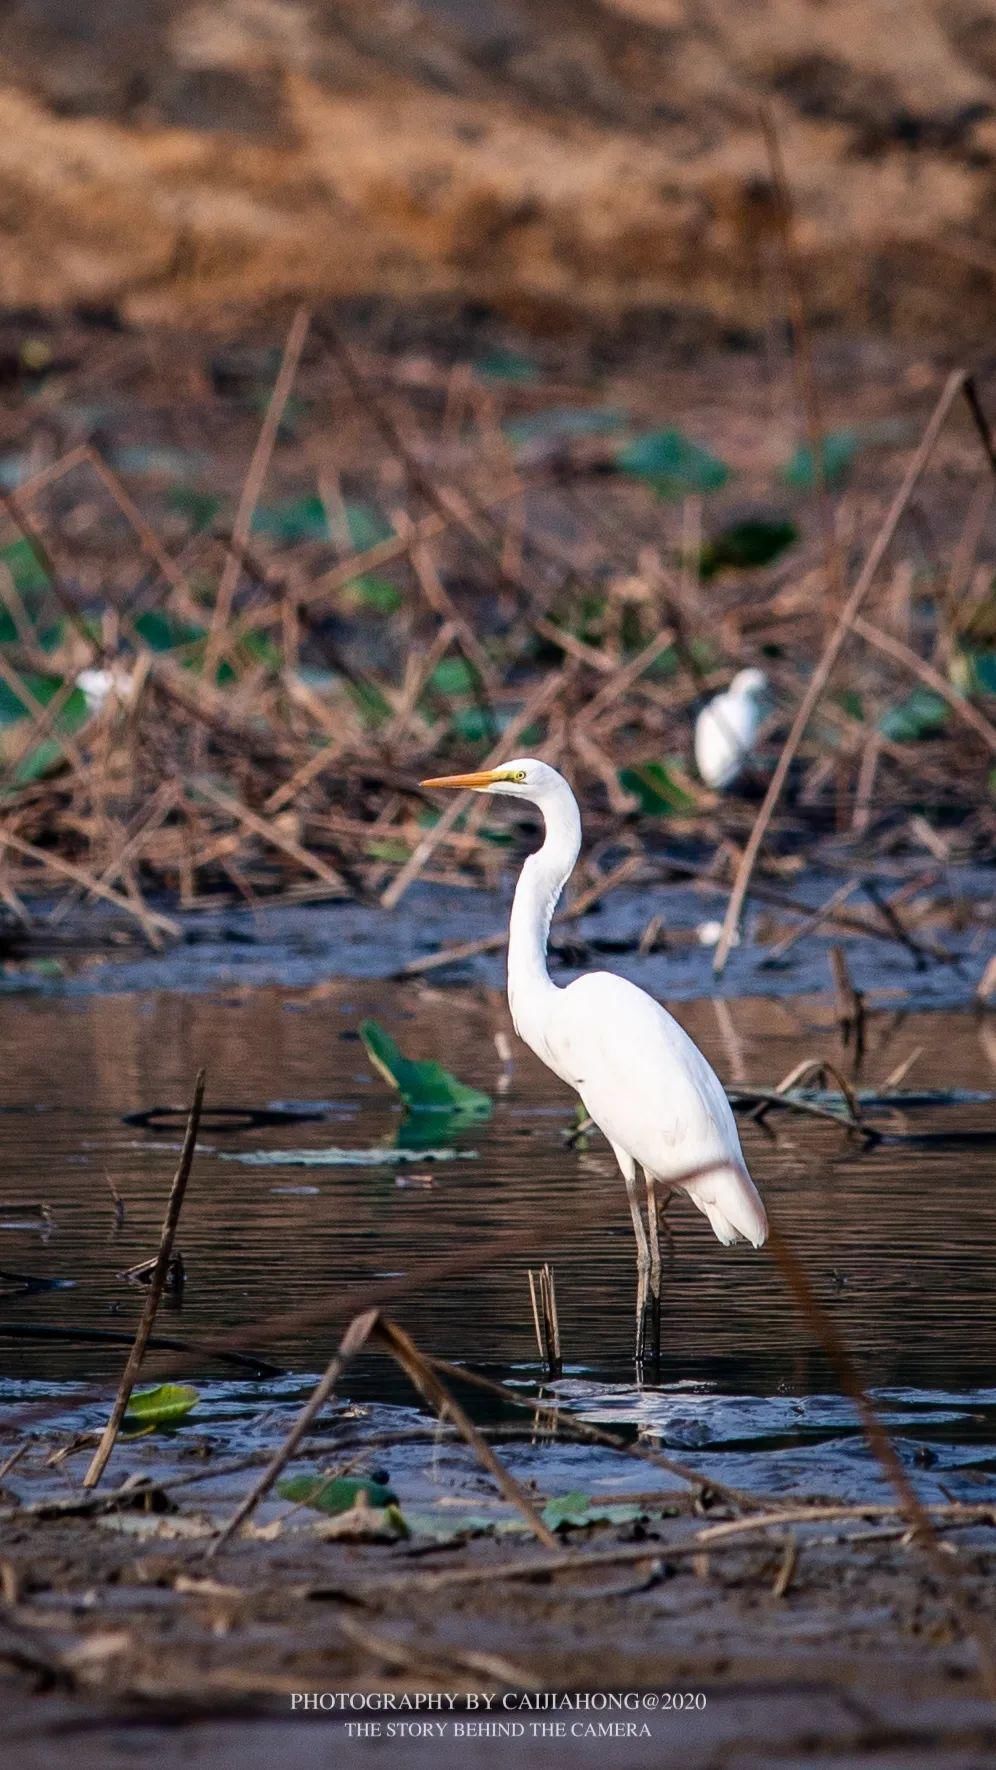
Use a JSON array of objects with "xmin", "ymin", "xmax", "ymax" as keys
[
  {"xmin": 643, "ymin": 1171, "xmax": 663, "ymax": 1376},
  {"xmin": 624, "ymin": 1167, "xmax": 651, "ymax": 1269},
  {"xmin": 615, "ymin": 1144, "xmax": 651, "ymax": 1370},
  {"xmin": 626, "ymin": 1170, "xmax": 652, "ymax": 1369},
  {"xmin": 634, "ymin": 1260, "xmax": 649, "ymax": 1373},
  {"xmin": 658, "ymin": 1190, "xmax": 676, "ymax": 1268},
  {"xmin": 645, "ymin": 1173, "xmax": 662, "ymax": 1292}
]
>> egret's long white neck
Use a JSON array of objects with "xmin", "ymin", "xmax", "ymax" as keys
[{"xmin": 507, "ymin": 779, "xmax": 582, "ymax": 1039}]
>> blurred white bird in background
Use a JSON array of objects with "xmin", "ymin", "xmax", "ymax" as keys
[
  {"xmin": 694, "ymin": 667, "xmax": 770, "ymax": 791},
  {"xmin": 76, "ymin": 664, "xmax": 135, "ymax": 715},
  {"xmin": 421, "ymin": 758, "xmax": 768, "ymax": 1366}
]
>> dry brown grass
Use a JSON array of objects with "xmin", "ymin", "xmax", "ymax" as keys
[{"xmin": 0, "ymin": 308, "xmax": 992, "ymax": 954}]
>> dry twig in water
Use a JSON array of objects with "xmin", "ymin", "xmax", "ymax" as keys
[{"xmin": 82, "ymin": 1070, "xmax": 205, "ymax": 1488}]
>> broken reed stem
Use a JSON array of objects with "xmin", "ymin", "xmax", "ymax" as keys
[
  {"xmin": 351, "ymin": 1541, "xmax": 743, "ymax": 1596},
  {"xmin": 962, "ymin": 376, "xmax": 996, "ymax": 480},
  {"xmin": 237, "ymin": 473, "xmax": 526, "ymax": 638},
  {"xmin": 212, "ymin": 1311, "xmax": 558, "ymax": 1554},
  {"xmin": 828, "ymin": 945, "xmax": 866, "ymax": 1057},
  {"xmin": 82, "ymin": 1070, "xmax": 205, "ymax": 1488},
  {"xmin": 735, "ymin": 1085, "xmax": 871, "ymax": 1135},
  {"xmin": 0, "ymin": 1320, "xmax": 282, "ymax": 1375},
  {"xmin": 84, "ymin": 445, "xmax": 197, "ymax": 610},
  {"xmin": 852, "ymin": 612, "xmax": 996, "ymax": 753},
  {"xmin": 527, "ymin": 1269, "xmax": 543, "ymax": 1364},
  {"xmin": 333, "ymin": 1610, "xmax": 539, "ymax": 1692},
  {"xmin": 770, "ymin": 1056, "xmax": 864, "ymax": 1127},
  {"xmin": 210, "ymin": 1308, "xmax": 380, "ymax": 1553},
  {"xmin": 759, "ymin": 105, "xmax": 848, "ymax": 634},
  {"xmin": 0, "ymin": 827, "xmax": 180, "ymax": 944},
  {"xmin": 206, "ymin": 305, "xmax": 310, "ymax": 680},
  {"xmin": 0, "ymin": 485, "xmax": 95, "ymax": 649},
  {"xmin": 357, "ymin": 1507, "xmax": 996, "ymax": 1595},
  {"xmin": 193, "ymin": 776, "xmax": 350, "ymax": 898},
  {"xmin": 713, "ymin": 368, "xmax": 967, "ymax": 975},
  {"xmin": 0, "ymin": 1443, "xmax": 27, "ymax": 1482},
  {"xmin": 527, "ymin": 1264, "xmax": 562, "ymax": 1378},
  {"xmin": 760, "ymin": 877, "xmax": 860, "ymax": 965},
  {"xmin": 374, "ymin": 1317, "xmax": 559, "ymax": 1549},
  {"xmin": 693, "ymin": 1502, "xmax": 996, "ymax": 1544},
  {"xmin": 0, "ymin": 650, "xmax": 90, "ymax": 780}
]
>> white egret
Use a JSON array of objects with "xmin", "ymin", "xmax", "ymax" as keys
[
  {"xmin": 75, "ymin": 665, "xmax": 135, "ymax": 715},
  {"xmin": 421, "ymin": 759, "xmax": 767, "ymax": 1359},
  {"xmin": 694, "ymin": 668, "xmax": 770, "ymax": 790}
]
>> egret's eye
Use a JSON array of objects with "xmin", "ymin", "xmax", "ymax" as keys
[{"xmin": 512, "ymin": 770, "xmax": 527, "ymax": 782}]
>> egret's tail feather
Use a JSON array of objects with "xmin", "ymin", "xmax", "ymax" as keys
[
  {"xmin": 703, "ymin": 1204, "xmax": 740, "ymax": 1247},
  {"xmin": 721, "ymin": 1168, "xmax": 768, "ymax": 1248},
  {"xmin": 690, "ymin": 1166, "xmax": 768, "ymax": 1249}
]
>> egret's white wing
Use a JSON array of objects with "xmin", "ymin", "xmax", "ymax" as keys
[{"xmin": 546, "ymin": 971, "xmax": 767, "ymax": 1245}]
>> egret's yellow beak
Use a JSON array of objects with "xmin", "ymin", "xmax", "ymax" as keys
[{"xmin": 420, "ymin": 769, "xmax": 503, "ymax": 791}]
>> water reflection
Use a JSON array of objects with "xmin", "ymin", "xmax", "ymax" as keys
[{"xmin": 1, "ymin": 985, "xmax": 994, "ymax": 1409}]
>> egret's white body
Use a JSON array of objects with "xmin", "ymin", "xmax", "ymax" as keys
[
  {"xmin": 540, "ymin": 974, "xmax": 766, "ymax": 1246},
  {"xmin": 421, "ymin": 760, "xmax": 768, "ymax": 1295},
  {"xmin": 694, "ymin": 668, "xmax": 769, "ymax": 791}
]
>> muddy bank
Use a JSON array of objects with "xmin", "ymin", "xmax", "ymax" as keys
[
  {"xmin": 3, "ymin": 1398, "xmax": 996, "ymax": 1769},
  {"xmin": 6, "ymin": 1513, "xmax": 994, "ymax": 1770},
  {"xmin": 1, "ymin": 1, "xmax": 996, "ymax": 334},
  {"xmin": 3, "ymin": 865, "xmax": 992, "ymax": 1009},
  {"xmin": 5, "ymin": 1517, "xmax": 996, "ymax": 1769}
]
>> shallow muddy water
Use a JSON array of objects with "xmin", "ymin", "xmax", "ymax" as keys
[{"xmin": 2, "ymin": 982, "xmax": 995, "ymax": 1502}]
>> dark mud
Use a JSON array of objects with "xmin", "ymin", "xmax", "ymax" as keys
[{"xmin": 3, "ymin": 863, "xmax": 993, "ymax": 1009}]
